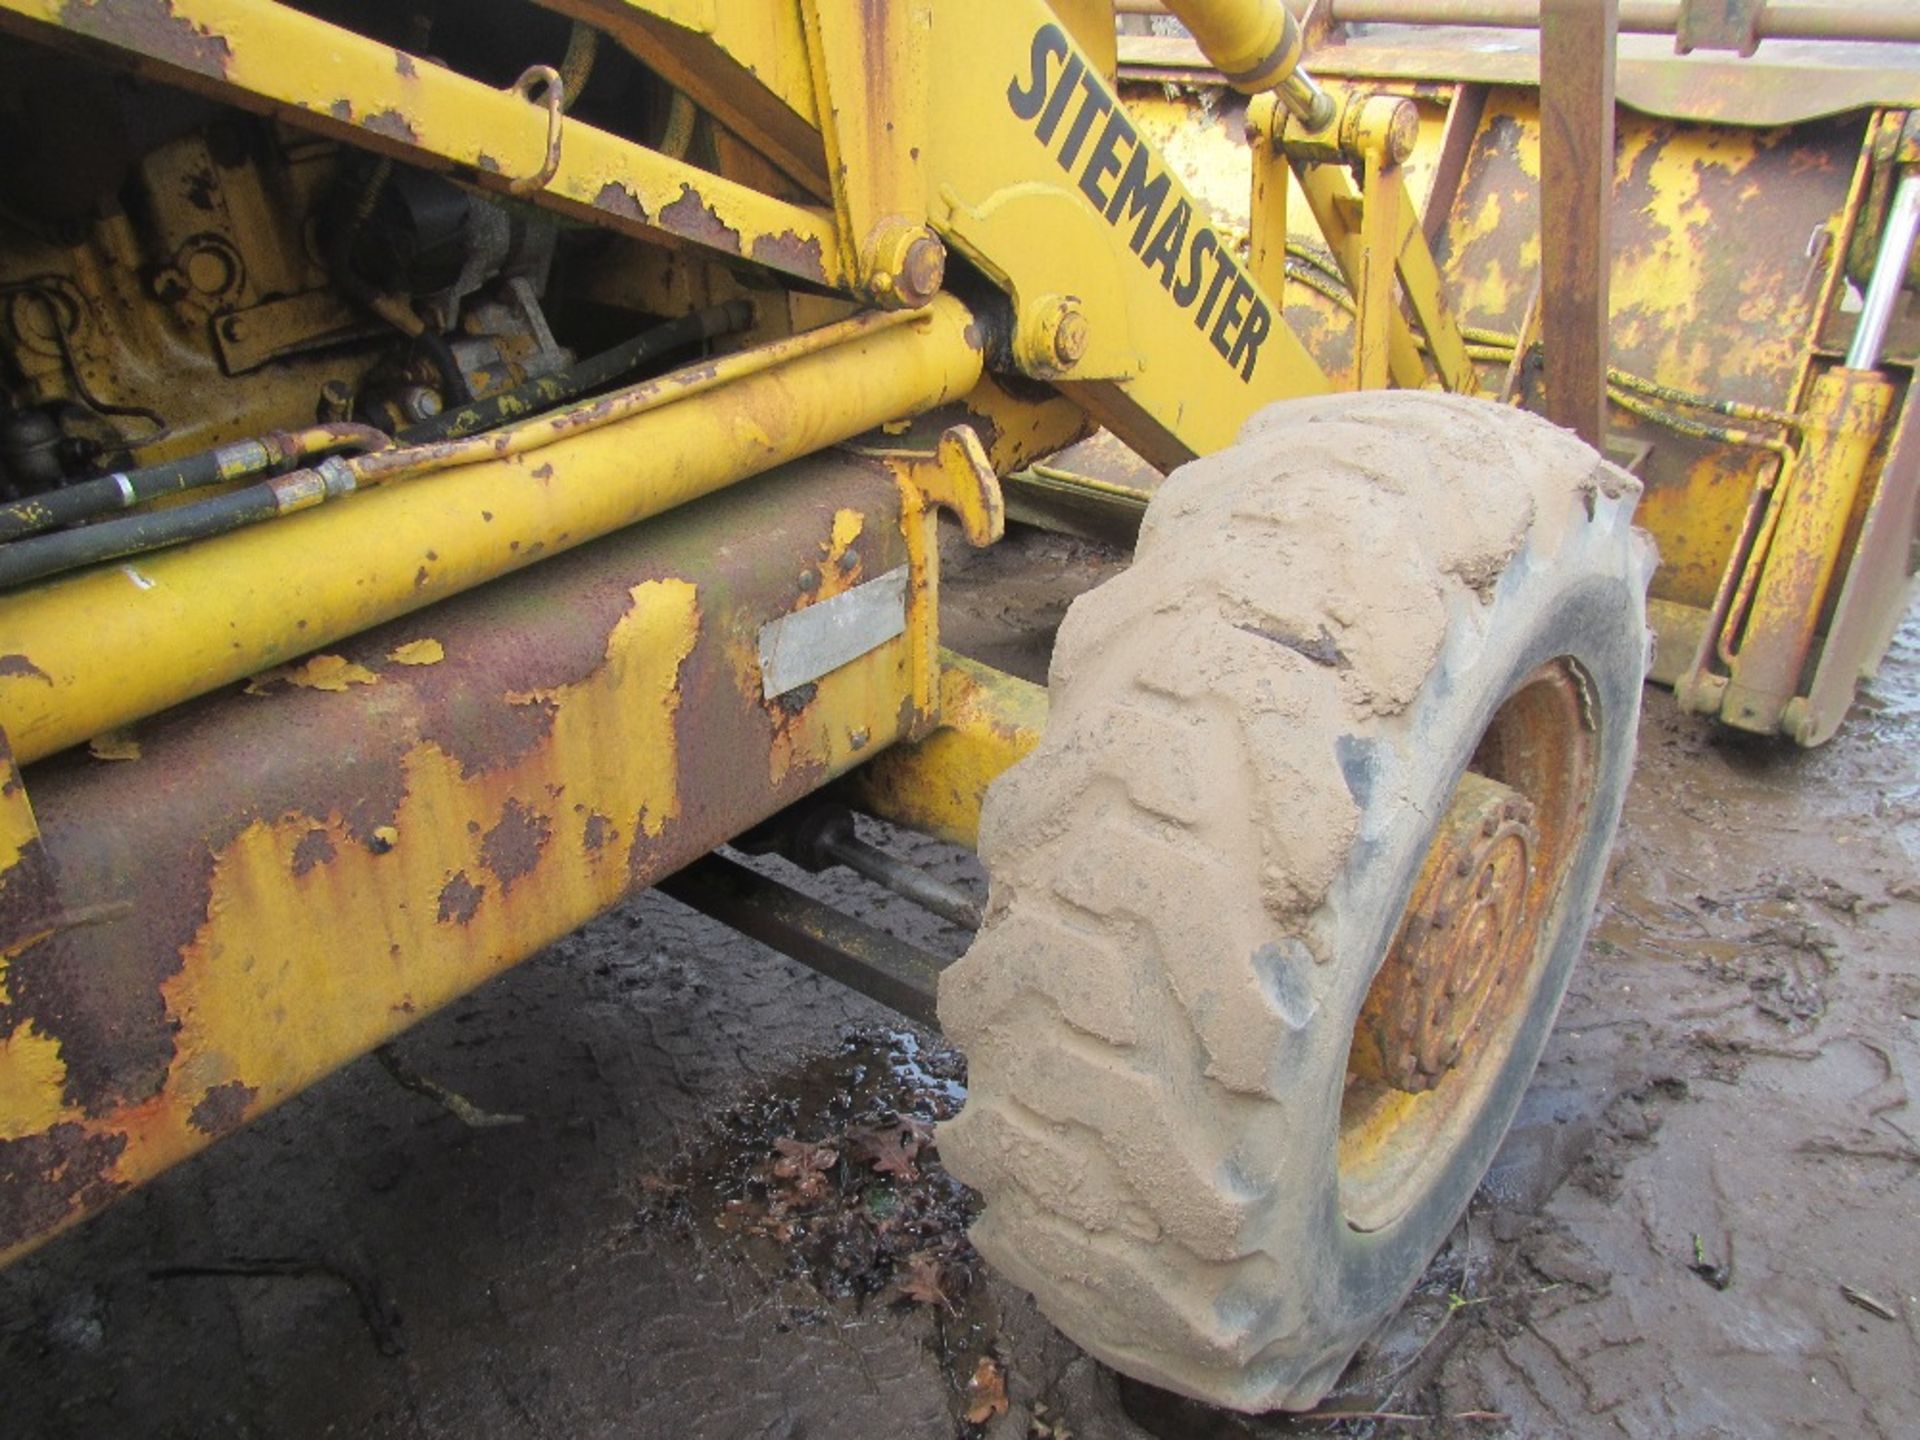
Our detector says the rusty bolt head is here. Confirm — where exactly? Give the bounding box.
[1387,103,1419,165]
[899,234,946,306]
[1012,294,1091,375]
[863,221,945,310]
[1052,306,1090,367]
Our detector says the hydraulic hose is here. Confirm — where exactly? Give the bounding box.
[0,424,389,543]
[0,306,751,585]
[400,300,753,444]
[0,463,359,592]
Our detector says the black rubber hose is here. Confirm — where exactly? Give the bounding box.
[0,424,388,543]
[0,441,264,544]
[0,479,288,591]
[415,328,474,407]
[400,300,754,444]
[0,306,755,587]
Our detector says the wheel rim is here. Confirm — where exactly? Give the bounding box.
[1338,659,1600,1233]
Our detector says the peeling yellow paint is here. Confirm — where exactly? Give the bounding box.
[150,579,701,1160]
[247,654,380,694]
[388,639,446,666]
[0,1021,81,1141]
[87,730,141,763]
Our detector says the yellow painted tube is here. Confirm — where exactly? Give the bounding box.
[1158,0,1332,123]
[0,298,985,765]
[1158,0,1296,88]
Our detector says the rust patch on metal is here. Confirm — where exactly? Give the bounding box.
[450,697,557,780]
[0,654,51,684]
[0,1123,128,1252]
[594,181,648,223]
[0,654,416,1113]
[187,1079,256,1137]
[290,827,336,877]
[56,0,233,78]
[481,799,550,893]
[660,184,743,255]
[437,871,483,925]
[0,929,170,1114]
[394,51,417,80]
[0,458,913,1259]
[477,153,503,175]
[361,109,418,145]
[750,230,829,284]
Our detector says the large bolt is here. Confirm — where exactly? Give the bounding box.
[1348,95,1420,167]
[1052,306,1090,367]
[863,219,946,309]
[1016,294,1091,375]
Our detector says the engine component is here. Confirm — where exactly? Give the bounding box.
[0,408,65,498]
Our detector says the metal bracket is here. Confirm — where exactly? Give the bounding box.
[846,423,1005,732]
[1266,86,1478,395]
[798,0,945,307]
[1675,0,1765,58]
[858,426,1006,549]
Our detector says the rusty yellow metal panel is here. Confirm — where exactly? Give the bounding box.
[1119,77,1865,612]
[1716,367,1897,735]
[0,457,929,1264]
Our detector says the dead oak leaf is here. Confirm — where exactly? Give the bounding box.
[850,1117,932,1180]
[896,1250,950,1311]
[964,1356,1008,1425]
[768,1137,839,1209]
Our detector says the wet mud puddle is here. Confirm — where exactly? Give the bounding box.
[632,1026,1018,1432]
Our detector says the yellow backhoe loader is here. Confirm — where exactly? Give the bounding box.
[0,0,1913,1412]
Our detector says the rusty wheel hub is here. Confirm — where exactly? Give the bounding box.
[1340,659,1598,1232]
[1352,774,1542,1094]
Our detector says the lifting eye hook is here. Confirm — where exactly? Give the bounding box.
[505,64,566,196]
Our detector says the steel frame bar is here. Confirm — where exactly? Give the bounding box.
[659,853,954,1028]
[842,652,1047,851]
[1539,0,1618,450]
[0,0,848,290]
[531,0,830,195]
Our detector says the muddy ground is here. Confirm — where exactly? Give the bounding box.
[2,526,1916,1440]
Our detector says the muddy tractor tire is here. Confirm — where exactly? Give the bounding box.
[939,392,1655,1412]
